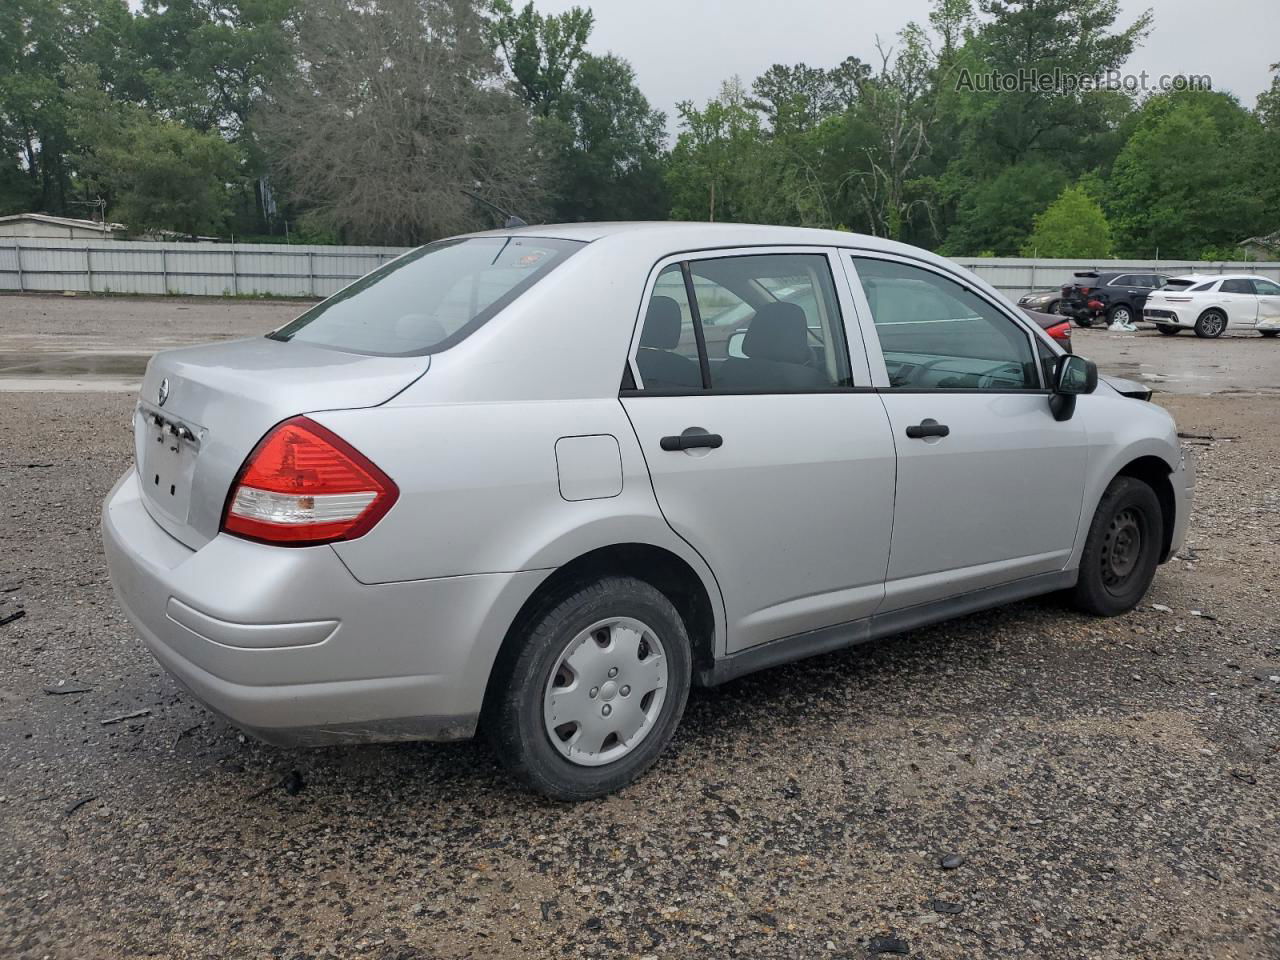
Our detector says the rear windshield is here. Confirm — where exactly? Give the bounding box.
[269,236,584,356]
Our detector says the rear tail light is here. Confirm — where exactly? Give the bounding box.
[222,416,398,546]
[1046,321,1071,342]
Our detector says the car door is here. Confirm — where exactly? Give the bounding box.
[845,253,1090,610]
[622,248,897,654]
[1219,278,1259,326]
[1250,278,1280,325]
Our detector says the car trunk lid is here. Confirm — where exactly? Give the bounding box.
[134,336,427,549]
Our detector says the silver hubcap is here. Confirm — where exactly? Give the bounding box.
[1203,313,1225,336]
[1114,308,1129,323]
[543,617,668,767]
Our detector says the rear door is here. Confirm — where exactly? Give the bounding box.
[845,253,1089,610]
[622,248,897,653]
[1251,278,1280,326]
[1219,278,1259,326]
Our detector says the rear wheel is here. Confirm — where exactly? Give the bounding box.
[486,576,691,800]
[1107,304,1134,327]
[1072,477,1163,617]
[1194,309,1228,339]
[1075,316,1094,328]
[1156,324,1181,336]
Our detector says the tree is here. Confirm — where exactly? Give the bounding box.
[666,79,767,223]
[750,63,843,136]
[1020,183,1114,257]
[0,0,135,215]
[942,160,1066,254]
[259,0,546,245]
[544,53,667,221]
[1109,90,1268,258]
[490,0,593,116]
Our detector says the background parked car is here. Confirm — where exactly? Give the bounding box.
[1059,271,1171,327]
[1144,274,1280,338]
[1018,306,1073,351]
[1017,289,1061,314]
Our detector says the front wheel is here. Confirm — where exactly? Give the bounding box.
[1072,477,1163,617]
[1156,324,1181,336]
[486,576,691,800]
[1195,309,1227,338]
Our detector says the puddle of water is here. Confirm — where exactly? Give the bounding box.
[0,352,150,376]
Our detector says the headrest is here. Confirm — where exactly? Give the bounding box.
[641,296,682,349]
[742,302,812,365]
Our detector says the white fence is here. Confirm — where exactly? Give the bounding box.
[0,238,1277,300]
[0,238,407,298]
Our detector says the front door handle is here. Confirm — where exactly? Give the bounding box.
[660,431,723,451]
[905,420,950,440]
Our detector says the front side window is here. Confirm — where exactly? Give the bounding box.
[1221,278,1254,295]
[270,237,584,356]
[632,253,853,393]
[852,257,1038,391]
[1252,279,1280,296]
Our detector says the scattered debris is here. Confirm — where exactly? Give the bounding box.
[931,899,964,915]
[100,708,150,726]
[0,610,26,627]
[1190,610,1217,620]
[44,686,92,696]
[1150,604,1173,613]
[248,769,306,800]
[868,935,911,955]
[940,853,965,870]
[172,723,202,747]
[64,795,96,817]
[1229,770,1257,785]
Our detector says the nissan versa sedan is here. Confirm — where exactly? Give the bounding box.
[103,223,1193,800]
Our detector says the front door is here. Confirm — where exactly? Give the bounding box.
[846,254,1090,610]
[1219,278,1259,327]
[622,249,897,653]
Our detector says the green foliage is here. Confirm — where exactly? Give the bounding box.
[943,162,1068,256]
[1108,90,1270,258]
[490,0,593,115]
[667,80,769,223]
[1021,184,1114,258]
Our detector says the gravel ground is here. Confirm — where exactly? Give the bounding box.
[0,299,1278,959]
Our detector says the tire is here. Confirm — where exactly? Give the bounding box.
[486,576,692,800]
[1194,309,1227,339]
[1155,325,1181,336]
[1261,330,1279,338]
[1046,299,1060,314]
[1075,316,1094,328]
[1107,304,1133,327]
[1072,477,1164,617]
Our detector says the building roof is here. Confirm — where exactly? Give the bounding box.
[0,212,126,233]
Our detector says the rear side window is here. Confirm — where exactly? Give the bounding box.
[852,256,1038,391]
[1221,279,1254,294]
[1190,280,1218,292]
[270,237,583,356]
[632,253,853,393]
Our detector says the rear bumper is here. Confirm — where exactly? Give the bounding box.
[1143,308,1195,328]
[102,468,546,745]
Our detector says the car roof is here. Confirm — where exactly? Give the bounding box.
[459,220,927,255]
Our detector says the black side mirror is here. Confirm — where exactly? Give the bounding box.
[1054,354,1098,395]
[1050,355,1097,421]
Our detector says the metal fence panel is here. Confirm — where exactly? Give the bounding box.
[1,238,1276,301]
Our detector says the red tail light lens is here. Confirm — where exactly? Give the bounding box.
[222,416,398,546]
[1087,299,1104,311]
[1046,321,1072,342]
[1078,287,1092,295]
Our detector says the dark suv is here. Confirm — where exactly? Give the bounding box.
[1059,272,1171,327]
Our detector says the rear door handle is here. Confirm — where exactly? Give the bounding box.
[905,420,950,440]
[660,432,723,451]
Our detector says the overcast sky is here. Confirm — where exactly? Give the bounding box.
[535,0,1275,134]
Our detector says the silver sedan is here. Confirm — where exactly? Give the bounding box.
[103,223,1193,799]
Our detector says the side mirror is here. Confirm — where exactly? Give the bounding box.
[1050,355,1097,421]
[1054,354,1098,395]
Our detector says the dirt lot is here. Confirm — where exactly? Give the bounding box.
[0,295,1277,959]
